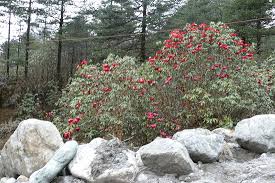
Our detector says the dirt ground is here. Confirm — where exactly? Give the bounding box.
[0,108,17,149]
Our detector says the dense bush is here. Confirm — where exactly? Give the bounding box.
[53,22,274,145]
[17,92,43,120]
[16,81,60,120]
[53,56,152,143]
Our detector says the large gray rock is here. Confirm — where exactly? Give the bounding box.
[52,176,86,183]
[137,137,196,176]
[69,138,139,183]
[1,119,64,177]
[0,155,4,178]
[173,128,225,163]
[29,140,78,183]
[235,114,275,153]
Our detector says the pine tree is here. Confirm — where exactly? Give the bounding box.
[90,0,137,60]
[0,0,19,78]
[225,0,273,53]
[37,0,73,89]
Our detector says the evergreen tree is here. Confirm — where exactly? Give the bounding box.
[90,0,137,60]
[0,0,19,78]
[37,0,73,89]
[63,15,91,76]
[135,0,182,61]
[225,0,273,53]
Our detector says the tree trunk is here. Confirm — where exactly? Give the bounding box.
[140,0,147,62]
[16,37,20,80]
[43,16,47,41]
[57,0,65,90]
[7,10,11,78]
[25,0,32,79]
[70,45,75,76]
[85,41,88,60]
[256,20,262,54]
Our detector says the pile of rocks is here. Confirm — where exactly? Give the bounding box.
[0,114,275,183]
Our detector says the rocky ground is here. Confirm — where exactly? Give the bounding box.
[0,114,275,183]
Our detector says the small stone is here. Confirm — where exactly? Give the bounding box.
[135,171,180,183]
[16,175,29,182]
[52,176,86,183]
[212,128,235,142]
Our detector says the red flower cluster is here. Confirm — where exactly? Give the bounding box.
[68,116,81,125]
[103,64,111,72]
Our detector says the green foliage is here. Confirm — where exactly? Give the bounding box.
[173,0,229,24]
[17,92,42,120]
[15,81,60,120]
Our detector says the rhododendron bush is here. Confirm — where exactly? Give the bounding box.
[53,55,157,143]
[52,22,274,145]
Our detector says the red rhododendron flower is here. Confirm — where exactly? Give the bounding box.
[63,131,71,139]
[103,64,111,72]
[230,33,238,37]
[171,30,183,39]
[165,76,173,84]
[147,112,158,120]
[157,118,164,122]
[137,78,145,84]
[75,127,80,132]
[68,118,74,125]
[74,116,81,124]
[132,85,138,90]
[80,59,88,65]
[149,123,157,129]
[160,130,167,137]
[103,87,112,92]
[147,80,156,85]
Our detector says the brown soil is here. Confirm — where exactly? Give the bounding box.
[0,108,17,149]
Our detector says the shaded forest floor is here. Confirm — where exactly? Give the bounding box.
[0,108,17,148]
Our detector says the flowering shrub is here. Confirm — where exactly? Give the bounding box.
[142,22,274,129]
[53,22,274,145]
[53,55,158,144]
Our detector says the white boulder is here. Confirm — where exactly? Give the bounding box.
[69,138,139,183]
[1,119,64,177]
[173,128,225,163]
[137,137,196,176]
[235,114,275,153]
